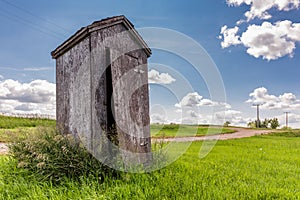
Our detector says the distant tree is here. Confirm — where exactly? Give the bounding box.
[247,121,256,128]
[248,119,269,128]
[270,118,280,129]
[224,121,231,127]
[248,118,279,129]
[261,118,270,128]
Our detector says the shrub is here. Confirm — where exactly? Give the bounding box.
[270,118,280,129]
[9,127,119,183]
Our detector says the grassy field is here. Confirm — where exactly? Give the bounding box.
[0,115,55,129]
[151,124,235,138]
[1,116,300,199]
[0,115,55,143]
[1,134,300,199]
[0,117,235,142]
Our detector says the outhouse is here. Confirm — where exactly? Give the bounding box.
[51,16,152,166]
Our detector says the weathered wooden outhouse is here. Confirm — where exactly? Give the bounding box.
[51,16,152,166]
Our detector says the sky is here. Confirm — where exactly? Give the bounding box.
[0,0,299,128]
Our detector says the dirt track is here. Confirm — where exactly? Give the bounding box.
[152,127,276,143]
[0,143,9,155]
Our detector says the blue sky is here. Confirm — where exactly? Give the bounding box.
[0,0,299,127]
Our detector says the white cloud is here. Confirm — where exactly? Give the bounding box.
[220,25,241,48]
[0,79,55,115]
[187,110,200,118]
[215,109,248,125]
[175,92,202,108]
[222,0,300,60]
[23,67,53,71]
[275,113,300,128]
[175,92,231,109]
[220,20,300,60]
[0,74,3,80]
[246,87,300,110]
[150,113,168,124]
[241,21,300,60]
[226,0,300,21]
[148,69,176,84]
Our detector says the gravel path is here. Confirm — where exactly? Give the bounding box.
[152,128,276,143]
[0,143,9,155]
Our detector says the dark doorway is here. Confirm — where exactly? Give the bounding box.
[105,48,118,146]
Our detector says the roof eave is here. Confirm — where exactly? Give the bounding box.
[51,16,151,59]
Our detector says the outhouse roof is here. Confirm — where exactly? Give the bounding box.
[51,15,151,59]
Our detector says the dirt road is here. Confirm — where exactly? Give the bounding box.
[152,127,276,143]
[0,143,9,155]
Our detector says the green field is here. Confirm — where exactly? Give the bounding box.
[151,124,235,138]
[0,115,55,129]
[0,122,234,142]
[0,115,55,143]
[1,134,300,199]
[1,116,300,199]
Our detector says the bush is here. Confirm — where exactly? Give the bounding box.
[9,127,119,183]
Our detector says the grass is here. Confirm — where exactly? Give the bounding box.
[0,128,36,143]
[0,115,55,142]
[0,115,55,129]
[0,122,235,142]
[1,116,300,199]
[1,133,300,199]
[150,123,235,138]
[269,129,300,137]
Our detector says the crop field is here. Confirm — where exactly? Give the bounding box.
[0,116,300,199]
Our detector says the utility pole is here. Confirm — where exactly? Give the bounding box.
[253,104,261,128]
[284,112,290,128]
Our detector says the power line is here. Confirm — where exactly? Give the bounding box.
[0,0,70,40]
[0,0,72,34]
[0,10,64,40]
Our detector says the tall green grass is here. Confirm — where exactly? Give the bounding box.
[8,127,119,184]
[1,134,300,199]
[1,116,300,199]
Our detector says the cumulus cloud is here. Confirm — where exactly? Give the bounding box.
[175,92,231,109]
[222,0,300,60]
[215,109,248,125]
[220,25,241,48]
[148,69,176,84]
[240,21,300,60]
[150,113,168,124]
[0,79,56,115]
[188,110,200,118]
[246,87,300,110]
[220,20,300,60]
[275,113,300,128]
[226,0,300,21]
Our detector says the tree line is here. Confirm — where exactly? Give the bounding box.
[247,118,280,129]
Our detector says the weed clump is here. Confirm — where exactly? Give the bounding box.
[9,127,119,183]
